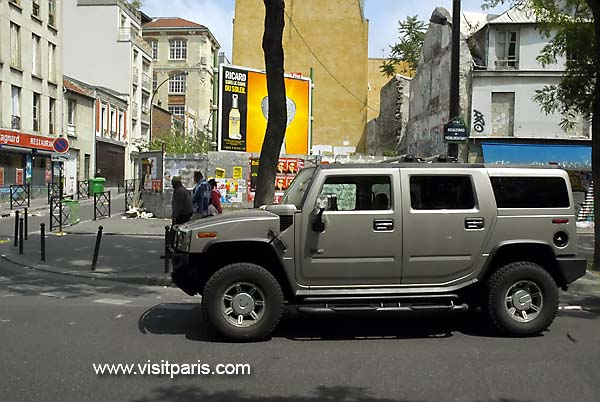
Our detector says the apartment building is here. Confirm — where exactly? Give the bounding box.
[63,0,153,185]
[0,0,63,191]
[142,17,220,146]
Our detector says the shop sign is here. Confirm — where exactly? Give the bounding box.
[0,130,55,151]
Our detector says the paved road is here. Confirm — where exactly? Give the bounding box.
[1,260,599,402]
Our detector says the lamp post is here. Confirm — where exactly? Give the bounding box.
[149,70,188,141]
[448,0,461,160]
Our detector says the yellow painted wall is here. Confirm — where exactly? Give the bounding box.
[233,0,369,153]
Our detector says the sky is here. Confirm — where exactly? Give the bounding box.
[142,0,509,60]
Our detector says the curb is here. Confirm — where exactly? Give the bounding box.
[62,231,165,237]
[1,254,173,287]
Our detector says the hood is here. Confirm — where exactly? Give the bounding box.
[178,208,278,230]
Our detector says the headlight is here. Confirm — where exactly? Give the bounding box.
[175,229,192,252]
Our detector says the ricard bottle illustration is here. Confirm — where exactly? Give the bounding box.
[228,94,242,140]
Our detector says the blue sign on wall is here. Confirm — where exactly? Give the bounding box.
[481,142,591,170]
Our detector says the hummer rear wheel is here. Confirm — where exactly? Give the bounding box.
[202,263,284,341]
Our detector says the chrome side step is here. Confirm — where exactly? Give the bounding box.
[297,301,469,314]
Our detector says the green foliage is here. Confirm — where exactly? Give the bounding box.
[381,16,427,77]
[383,149,398,157]
[128,0,143,11]
[483,0,595,128]
[149,132,208,154]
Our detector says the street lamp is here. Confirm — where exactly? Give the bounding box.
[430,1,462,160]
[149,70,189,141]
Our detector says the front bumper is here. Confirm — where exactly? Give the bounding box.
[556,256,587,285]
[170,250,199,296]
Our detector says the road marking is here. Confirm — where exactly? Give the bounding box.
[115,314,123,319]
[40,291,77,299]
[1,319,10,323]
[93,298,131,305]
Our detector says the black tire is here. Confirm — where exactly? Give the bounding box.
[485,261,558,336]
[202,263,284,341]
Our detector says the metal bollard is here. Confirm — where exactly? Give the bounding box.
[91,226,103,271]
[13,210,20,247]
[164,225,171,273]
[40,223,46,262]
[18,217,24,255]
[24,207,28,240]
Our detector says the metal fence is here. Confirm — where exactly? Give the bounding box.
[47,183,61,204]
[94,191,111,220]
[77,180,90,200]
[10,184,31,209]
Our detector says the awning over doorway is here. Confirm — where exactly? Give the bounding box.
[481,142,591,170]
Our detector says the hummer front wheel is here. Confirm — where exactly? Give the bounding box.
[202,263,284,341]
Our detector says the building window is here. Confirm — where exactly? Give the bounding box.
[32,34,41,76]
[152,73,158,91]
[150,40,158,60]
[169,74,186,93]
[48,43,56,83]
[33,93,40,132]
[495,30,519,69]
[491,92,515,136]
[318,176,392,211]
[48,0,56,27]
[11,86,21,129]
[32,1,41,18]
[169,105,185,116]
[10,23,21,69]
[68,99,76,125]
[49,98,56,135]
[100,105,107,135]
[169,39,187,60]
[118,112,124,139]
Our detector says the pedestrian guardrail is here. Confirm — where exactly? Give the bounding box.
[77,180,90,200]
[94,191,111,220]
[47,183,61,204]
[49,195,73,232]
[10,184,30,209]
[125,179,140,211]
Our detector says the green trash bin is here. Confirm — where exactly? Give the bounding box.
[63,199,80,225]
[89,177,106,194]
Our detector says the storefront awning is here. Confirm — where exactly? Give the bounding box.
[481,142,591,170]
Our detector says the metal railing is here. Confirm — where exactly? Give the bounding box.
[11,115,21,130]
[47,182,61,204]
[77,180,90,200]
[94,191,111,220]
[118,27,152,56]
[142,73,151,91]
[132,67,139,84]
[10,184,30,209]
[131,102,139,116]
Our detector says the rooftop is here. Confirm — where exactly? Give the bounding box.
[143,17,205,29]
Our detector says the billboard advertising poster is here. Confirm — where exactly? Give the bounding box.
[219,64,311,154]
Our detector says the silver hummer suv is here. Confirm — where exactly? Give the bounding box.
[170,161,587,341]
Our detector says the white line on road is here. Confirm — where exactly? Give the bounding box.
[93,298,132,305]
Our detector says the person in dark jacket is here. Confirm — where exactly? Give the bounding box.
[171,176,193,225]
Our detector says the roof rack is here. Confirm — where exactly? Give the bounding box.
[382,154,459,163]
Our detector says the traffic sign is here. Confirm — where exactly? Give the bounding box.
[444,117,469,143]
[51,153,71,162]
[53,137,70,153]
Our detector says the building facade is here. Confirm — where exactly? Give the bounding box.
[232,0,369,155]
[0,0,63,196]
[63,0,153,183]
[142,17,220,146]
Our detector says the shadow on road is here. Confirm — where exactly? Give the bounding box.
[130,384,533,402]
[137,303,522,343]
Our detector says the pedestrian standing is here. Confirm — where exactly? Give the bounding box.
[192,171,211,218]
[208,178,223,215]
[171,176,193,225]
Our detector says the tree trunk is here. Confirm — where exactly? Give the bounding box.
[253,0,287,207]
[588,0,600,271]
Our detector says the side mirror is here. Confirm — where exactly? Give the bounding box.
[312,194,336,232]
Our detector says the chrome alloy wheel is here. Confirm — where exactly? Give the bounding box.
[504,280,543,323]
[221,282,266,328]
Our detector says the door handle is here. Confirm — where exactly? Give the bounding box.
[373,219,394,231]
[465,217,485,230]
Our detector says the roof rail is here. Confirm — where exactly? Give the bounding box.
[381,154,426,163]
[383,154,458,163]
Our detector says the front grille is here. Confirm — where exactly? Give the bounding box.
[279,215,294,232]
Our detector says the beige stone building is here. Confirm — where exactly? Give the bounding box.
[142,17,220,146]
[0,0,63,194]
[233,0,369,154]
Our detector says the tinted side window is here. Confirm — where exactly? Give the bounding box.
[491,177,570,208]
[410,176,475,210]
[320,176,392,211]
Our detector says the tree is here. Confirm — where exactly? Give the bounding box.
[148,125,209,154]
[484,0,599,270]
[381,15,427,77]
[253,0,287,207]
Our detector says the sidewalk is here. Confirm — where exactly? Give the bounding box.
[1,231,172,286]
[64,213,171,236]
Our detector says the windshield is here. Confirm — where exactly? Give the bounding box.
[280,167,315,209]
